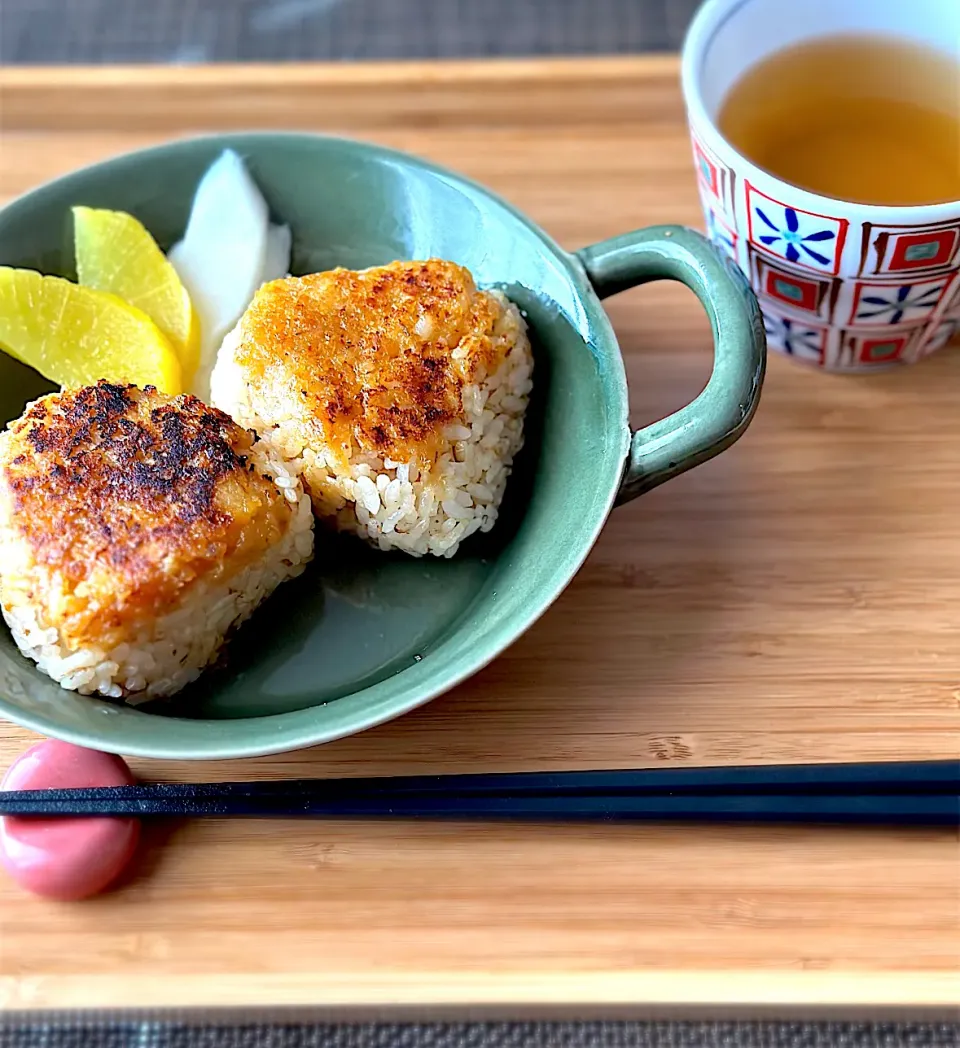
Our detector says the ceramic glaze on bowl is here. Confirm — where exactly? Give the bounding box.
[0,133,765,759]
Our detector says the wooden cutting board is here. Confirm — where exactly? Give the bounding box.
[0,58,957,1013]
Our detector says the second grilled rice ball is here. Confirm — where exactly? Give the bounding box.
[0,381,314,700]
[209,259,533,558]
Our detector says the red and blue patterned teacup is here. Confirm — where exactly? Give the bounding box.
[682,0,960,371]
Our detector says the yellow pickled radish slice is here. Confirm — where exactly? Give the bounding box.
[73,206,200,381]
[0,267,182,394]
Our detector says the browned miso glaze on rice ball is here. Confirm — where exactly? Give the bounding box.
[0,381,314,700]
[209,259,533,558]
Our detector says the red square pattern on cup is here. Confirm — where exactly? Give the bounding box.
[837,325,926,368]
[858,219,960,277]
[746,183,850,277]
[767,272,817,311]
[748,246,842,322]
[691,134,735,218]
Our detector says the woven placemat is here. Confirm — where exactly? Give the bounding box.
[1,1022,960,1048]
[1,0,702,64]
[1,1023,959,1048]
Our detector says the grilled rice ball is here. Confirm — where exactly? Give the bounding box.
[209,258,533,558]
[0,381,313,700]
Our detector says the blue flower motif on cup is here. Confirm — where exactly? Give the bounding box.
[855,282,945,325]
[756,206,836,266]
[762,311,827,365]
[746,183,849,275]
[848,275,954,327]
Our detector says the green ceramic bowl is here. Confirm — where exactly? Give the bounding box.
[0,133,765,760]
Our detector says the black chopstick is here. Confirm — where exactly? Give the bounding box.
[0,760,956,826]
[0,788,955,825]
[5,757,955,804]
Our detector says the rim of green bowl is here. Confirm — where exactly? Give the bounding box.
[0,132,630,760]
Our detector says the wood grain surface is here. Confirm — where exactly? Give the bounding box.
[0,58,957,1013]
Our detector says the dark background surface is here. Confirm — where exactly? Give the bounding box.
[1,2,956,1045]
[1,1022,958,1048]
[2,0,702,64]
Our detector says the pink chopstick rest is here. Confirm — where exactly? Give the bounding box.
[0,739,140,900]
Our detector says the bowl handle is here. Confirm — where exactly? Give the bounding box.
[576,225,766,506]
